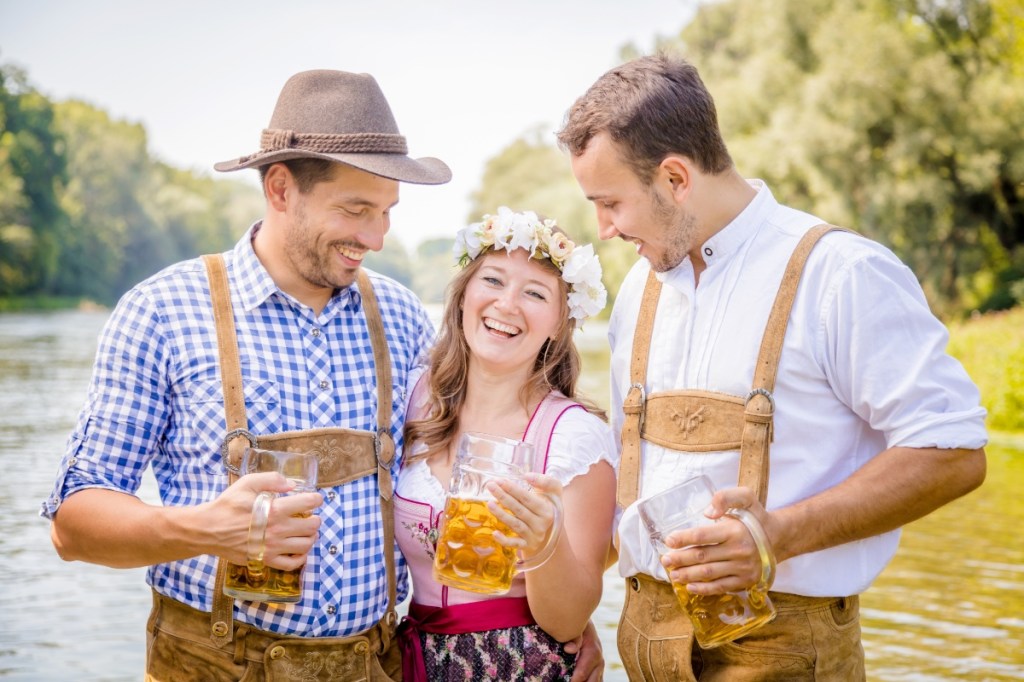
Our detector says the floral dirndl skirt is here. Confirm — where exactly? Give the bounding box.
[420,623,574,681]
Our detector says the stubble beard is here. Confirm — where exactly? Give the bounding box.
[285,200,359,292]
[648,190,697,273]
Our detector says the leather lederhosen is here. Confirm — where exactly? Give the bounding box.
[616,225,866,681]
[194,255,399,670]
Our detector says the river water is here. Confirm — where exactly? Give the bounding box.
[1,309,1021,680]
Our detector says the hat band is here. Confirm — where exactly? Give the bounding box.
[257,128,409,155]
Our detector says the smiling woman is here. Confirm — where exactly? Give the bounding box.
[396,208,617,681]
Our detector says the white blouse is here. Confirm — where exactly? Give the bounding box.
[395,407,616,607]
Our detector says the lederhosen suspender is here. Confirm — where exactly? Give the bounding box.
[617,225,847,509]
[202,254,398,650]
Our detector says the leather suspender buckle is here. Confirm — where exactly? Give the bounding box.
[374,429,395,468]
[220,428,258,475]
[625,382,647,433]
[745,388,775,414]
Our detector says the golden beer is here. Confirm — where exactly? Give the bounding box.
[223,502,312,603]
[433,496,518,594]
[224,562,304,603]
[670,580,776,648]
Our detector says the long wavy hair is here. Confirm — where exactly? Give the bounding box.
[404,234,607,461]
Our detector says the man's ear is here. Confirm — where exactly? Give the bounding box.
[658,155,693,203]
[263,163,291,212]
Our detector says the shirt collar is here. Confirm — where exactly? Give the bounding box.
[230,221,362,314]
[656,179,778,290]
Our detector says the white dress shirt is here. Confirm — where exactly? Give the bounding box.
[611,181,987,597]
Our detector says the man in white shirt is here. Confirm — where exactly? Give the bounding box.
[557,54,987,680]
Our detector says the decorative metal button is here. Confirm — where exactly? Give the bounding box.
[704,247,713,257]
[312,328,321,337]
[630,577,641,592]
[326,605,337,615]
[328,545,338,555]
[212,621,229,637]
[270,645,285,659]
[319,380,329,389]
[327,492,336,502]
[354,641,369,655]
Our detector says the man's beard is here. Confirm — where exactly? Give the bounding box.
[285,201,359,291]
[648,189,696,273]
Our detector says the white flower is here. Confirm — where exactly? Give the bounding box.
[454,221,484,263]
[452,206,608,323]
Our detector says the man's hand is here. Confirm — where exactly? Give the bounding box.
[564,619,604,682]
[212,472,323,568]
[661,486,767,596]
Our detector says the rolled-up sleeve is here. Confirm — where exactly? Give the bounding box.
[41,287,170,518]
[820,249,988,451]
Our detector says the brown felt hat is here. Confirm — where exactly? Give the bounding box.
[214,70,451,185]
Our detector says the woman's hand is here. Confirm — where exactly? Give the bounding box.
[486,472,563,559]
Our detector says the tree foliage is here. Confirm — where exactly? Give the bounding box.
[663,0,1024,316]
[464,0,1023,319]
[468,127,637,315]
[0,63,262,306]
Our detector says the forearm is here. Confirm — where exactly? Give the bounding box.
[526,462,616,642]
[50,488,213,568]
[769,445,986,563]
[526,534,604,642]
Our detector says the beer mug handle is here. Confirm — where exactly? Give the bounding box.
[724,507,776,595]
[246,491,276,578]
[515,492,563,572]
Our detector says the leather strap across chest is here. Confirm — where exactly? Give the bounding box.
[617,225,845,509]
[202,254,398,650]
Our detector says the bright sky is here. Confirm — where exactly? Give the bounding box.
[0,0,694,249]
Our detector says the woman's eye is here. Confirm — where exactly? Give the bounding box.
[527,290,547,301]
[483,276,501,286]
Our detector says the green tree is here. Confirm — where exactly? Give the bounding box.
[0,64,68,296]
[364,234,413,288]
[468,128,637,313]
[664,0,1024,316]
[413,237,458,304]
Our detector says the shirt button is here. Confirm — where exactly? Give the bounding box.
[68,457,78,466]
[311,328,321,337]
[328,545,338,555]
[326,605,337,615]
[319,380,329,389]
[327,492,336,502]
[704,247,713,257]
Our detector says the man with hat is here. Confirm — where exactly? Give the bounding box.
[42,69,450,680]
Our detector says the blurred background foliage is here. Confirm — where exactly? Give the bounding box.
[1,0,1021,426]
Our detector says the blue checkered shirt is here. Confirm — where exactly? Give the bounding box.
[41,223,432,636]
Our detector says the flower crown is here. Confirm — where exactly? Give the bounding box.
[453,206,608,324]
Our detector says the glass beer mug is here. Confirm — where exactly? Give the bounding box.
[638,475,777,648]
[223,447,318,603]
[432,432,562,595]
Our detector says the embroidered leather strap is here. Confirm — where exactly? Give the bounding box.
[615,225,846,508]
[202,256,398,649]
[357,268,400,643]
[202,254,246,647]
[617,270,661,508]
[738,225,842,504]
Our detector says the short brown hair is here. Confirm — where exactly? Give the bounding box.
[258,158,339,193]
[557,54,733,182]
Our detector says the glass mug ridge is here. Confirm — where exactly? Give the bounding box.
[638,474,777,648]
[222,447,318,603]
[432,432,562,595]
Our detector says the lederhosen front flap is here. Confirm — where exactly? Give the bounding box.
[202,254,397,650]
[617,225,847,509]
